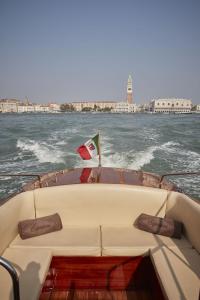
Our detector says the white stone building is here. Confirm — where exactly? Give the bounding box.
[38,105,50,112]
[49,103,61,112]
[136,103,150,112]
[71,101,117,112]
[150,98,192,113]
[113,102,137,113]
[192,104,200,113]
[196,104,200,112]
[17,104,50,112]
[0,99,19,113]
[17,105,35,112]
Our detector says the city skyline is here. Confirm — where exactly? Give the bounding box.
[0,0,200,104]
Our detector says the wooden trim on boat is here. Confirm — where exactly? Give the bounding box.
[21,167,177,192]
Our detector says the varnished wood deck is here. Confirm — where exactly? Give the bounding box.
[40,289,151,300]
[39,256,165,300]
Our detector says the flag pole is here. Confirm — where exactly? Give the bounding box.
[98,132,102,167]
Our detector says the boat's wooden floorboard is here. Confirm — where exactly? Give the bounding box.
[40,289,151,300]
[39,256,164,300]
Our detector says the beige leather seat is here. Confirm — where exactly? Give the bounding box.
[10,226,101,256]
[0,248,51,300]
[150,246,200,300]
[1,185,199,300]
[101,225,192,256]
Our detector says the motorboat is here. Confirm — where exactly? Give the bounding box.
[0,167,199,300]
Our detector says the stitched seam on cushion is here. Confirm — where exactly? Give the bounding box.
[100,225,103,256]
[33,190,36,218]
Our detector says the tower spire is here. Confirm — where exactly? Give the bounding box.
[127,75,133,104]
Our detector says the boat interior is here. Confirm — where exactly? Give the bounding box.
[0,181,200,300]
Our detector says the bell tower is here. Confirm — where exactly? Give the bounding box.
[127,75,133,104]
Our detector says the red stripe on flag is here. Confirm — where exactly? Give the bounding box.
[80,168,92,183]
[76,145,91,160]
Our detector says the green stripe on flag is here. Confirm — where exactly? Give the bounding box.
[92,134,99,154]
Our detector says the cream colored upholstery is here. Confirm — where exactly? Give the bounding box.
[102,226,192,256]
[34,184,168,226]
[10,226,101,256]
[0,191,35,255]
[0,248,51,300]
[166,192,200,253]
[150,246,200,300]
[1,185,199,300]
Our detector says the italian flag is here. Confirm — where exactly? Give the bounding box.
[76,134,100,160]
[80,168,94,183]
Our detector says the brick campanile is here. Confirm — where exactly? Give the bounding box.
[127,75,133,104]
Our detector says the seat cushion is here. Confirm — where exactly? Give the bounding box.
[166,192,200,253]
[101,226,192,256]
[34,184,168,226]
[0,191,35,255]
[150,247,200,300]
[0,248,51,300]
[10,226,101,256]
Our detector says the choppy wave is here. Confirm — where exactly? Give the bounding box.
[75,141,181,170]
[129,146,156,170]
[17,139,65,163]
[0,113,199,200]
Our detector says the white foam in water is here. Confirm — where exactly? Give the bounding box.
[159,141,180,153]
[17,139,65,163]
[129,146,157,170]
[75,140,184,171]
[55,141,66,145]
[129,141,181,170]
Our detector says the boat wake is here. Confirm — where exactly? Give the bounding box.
[17,139,65,163]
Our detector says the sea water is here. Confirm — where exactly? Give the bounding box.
[0,113,199,200]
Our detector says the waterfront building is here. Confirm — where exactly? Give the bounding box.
[150,98,192,113]
[0,99,54,113]
[17,104,50,113]
[192,104,200,113]
[0,99,19,113]
[71,101,117,112]
[49,103,61,112]
[113,75,136,113]
[127,75,133,104]
[136,103,150,112]
[113,102,137,113]
[17,104,35,112]
[34,104,50,112]
[196,104,200,112]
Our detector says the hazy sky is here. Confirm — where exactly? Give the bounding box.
[0,0,200,104]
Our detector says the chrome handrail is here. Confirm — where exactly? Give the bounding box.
[0,256,20,300]
[0,174,42,188]
[159,172,200,188]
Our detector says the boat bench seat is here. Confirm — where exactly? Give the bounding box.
[0,248,51,300]
[101,225,192,256]
[10,226,101,256]
[150,246,200,300]
[0,185,200,300]
[10,224,191,257]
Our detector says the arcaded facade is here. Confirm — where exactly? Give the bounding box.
[150,98,192,113]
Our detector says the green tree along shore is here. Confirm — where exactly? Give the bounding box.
[82,106,112,112]
[60,103,112,112]
[60,104,76,112]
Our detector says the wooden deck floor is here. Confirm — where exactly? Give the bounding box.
[39,256,164,300]
[40,289,151,300]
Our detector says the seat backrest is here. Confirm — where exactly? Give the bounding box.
[34,184,168,226]
[166,192,200,253]
[0,191,35,255]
